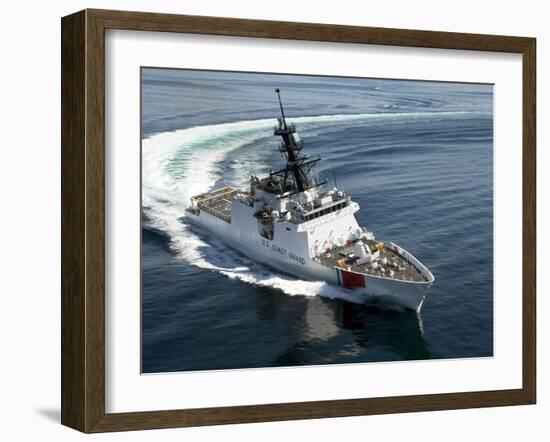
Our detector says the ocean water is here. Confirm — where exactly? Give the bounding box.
[141,68,493,373]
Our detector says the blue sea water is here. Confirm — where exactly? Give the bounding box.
[141,68,493,373]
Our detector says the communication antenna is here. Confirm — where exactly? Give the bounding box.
[326,145,339,188]
[274,88,286,128]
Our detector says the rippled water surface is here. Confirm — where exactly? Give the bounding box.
[141,69,493,373]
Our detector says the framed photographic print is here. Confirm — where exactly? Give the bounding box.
[61,9,536,433]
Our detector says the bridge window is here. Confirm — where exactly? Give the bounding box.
[304,201,348,222]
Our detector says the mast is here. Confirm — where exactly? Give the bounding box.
[275,88,287,128]
[273,88,310,192]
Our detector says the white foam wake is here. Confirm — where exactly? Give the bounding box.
[142,111,481,299]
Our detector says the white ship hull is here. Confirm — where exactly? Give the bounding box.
[186,207,433,311]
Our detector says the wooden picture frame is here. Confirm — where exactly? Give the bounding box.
[61,8,536,433]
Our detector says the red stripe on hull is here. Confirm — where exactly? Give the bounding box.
[341,269,366,288]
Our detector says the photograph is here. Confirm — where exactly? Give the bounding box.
[0,0,541,437]
[140,68,494,373]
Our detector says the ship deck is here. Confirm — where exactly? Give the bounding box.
[316,239,428,283]
[188,187,245,223]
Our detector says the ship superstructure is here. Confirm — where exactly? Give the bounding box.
[186,89,434,311]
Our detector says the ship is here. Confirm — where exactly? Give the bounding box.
[186,89,434,311]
